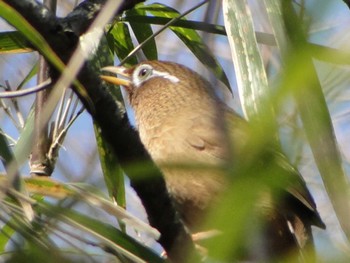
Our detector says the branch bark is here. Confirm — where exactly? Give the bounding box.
[30,0,57,176]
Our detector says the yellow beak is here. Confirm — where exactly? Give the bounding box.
[100,66,131,87]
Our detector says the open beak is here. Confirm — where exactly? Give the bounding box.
[100,66,131,87]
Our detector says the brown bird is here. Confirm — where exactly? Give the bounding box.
[101,60,325,261]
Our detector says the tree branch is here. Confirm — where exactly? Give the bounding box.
[3,0,196,261]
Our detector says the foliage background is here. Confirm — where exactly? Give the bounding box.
[0,0,350,262]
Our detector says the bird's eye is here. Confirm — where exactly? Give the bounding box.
[139,68,149,78]
[132,64,154,87]
[137,66,152,80]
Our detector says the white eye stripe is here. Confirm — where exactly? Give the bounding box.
[153,70,180,84]
[132,64,180,87]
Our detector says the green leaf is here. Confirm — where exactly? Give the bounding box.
[0,129,13,165]
[17,61,39,90]
[90,34,114,72]
[94,124,126,209]
[106,22,138,67]
[0,219,16,252]
[137,3,230,89]
[13,110,34,164]
[281,1,350,242]
[38,202,164,263]
[92,33,126,210]
[0,3,63,74]
[0,128,21,190]
[123,15,227,35]
[126,8,158,60]
[0,31,32,54]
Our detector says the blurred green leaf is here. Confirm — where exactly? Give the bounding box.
[263,0,287,53]
[13,110,34,163]
[38,202,164,263]
[0,129,13,165]
[0,219,15,252]
[0,3,63,73]
[17,61,39,90]
[0,129,22,190]
[282,0,350,242]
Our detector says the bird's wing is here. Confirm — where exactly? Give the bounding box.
[271,149,326,228]
[184,111,230,163]
[184,105,324,228]
[224,108,325,228]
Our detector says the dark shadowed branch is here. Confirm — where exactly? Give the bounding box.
[2,0,196,261]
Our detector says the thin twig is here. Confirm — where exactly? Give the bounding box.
[52,88,69,141]
[6,80,25,128]
[0,78,52,98]
[5,80,24,129]
[48,106,84,161]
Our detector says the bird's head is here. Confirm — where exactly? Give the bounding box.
[101,60,221,129]
[101,60,216,104]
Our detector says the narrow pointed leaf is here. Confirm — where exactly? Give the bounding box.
[223,0,273,120]
[38,202,164,263]
[106,22,138,66]
[282,1,350,242]
[94,124,126,209]
[126,8,158,60]
[0,31,32,54]
[137,3,230,89]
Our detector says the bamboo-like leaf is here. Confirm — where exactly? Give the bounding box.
[0,129,25,200]
[126,8,158,60]
[0,175,158,239]
[281,0,350,242]
[38,202,164,263]
[0,129,13,165]
[0,175,71,199]
[263,0,287,53]
[137,3,230,89]
[123,15,227,35]
[0,3,63,74]
[223,0,273,120]
[17,61,39,91]
[0,219,15,251]
[106,22,138,66]
[0,132,34,221]
[92,34,126,211]
[13,110,34,164]
[0,31,32,54]
[94,125,126,209]
[0,215,67,263]
[70,185,159,238]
